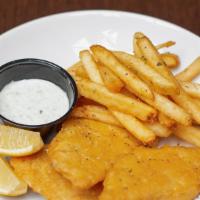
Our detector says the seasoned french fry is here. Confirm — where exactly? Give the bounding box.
[72,105,169,138]
[111,110,156,144]
[158,112,176,128]
[145,122,172,137]
[90,45,154,100]
[67,61,88,78]
[181,81,200,99]
[98,64,124,92]
[192,98,200,108]
[80,50,103,84]
[174,125,200,147]
[114,51,177,95]
[176,57,200,81]
[71,105,121,127]
[141,92,191,126]
[171,89,200,124]
[76,97,101,106]
[156,41,175,50]
[121,88,137,98]
[161,53,180,69]
[189,98,200,125]
[137,36,179,94]
[75,77,157,121]
[134,33,178,67]
[133,32,144,57]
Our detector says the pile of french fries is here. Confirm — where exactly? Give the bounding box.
[68,32,200,146]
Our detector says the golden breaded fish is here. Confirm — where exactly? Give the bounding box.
[133,146,200,171]
[48,118,139,189]
[100,147,200,200]
[10,149,102,200]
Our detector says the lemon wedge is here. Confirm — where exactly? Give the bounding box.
[0,125,44,156]
[0,157,27,196]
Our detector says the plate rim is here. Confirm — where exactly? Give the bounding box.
[0,9,199,41]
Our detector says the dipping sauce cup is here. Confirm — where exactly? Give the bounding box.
[0,58,78,139]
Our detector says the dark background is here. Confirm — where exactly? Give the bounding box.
[0,0,200,35]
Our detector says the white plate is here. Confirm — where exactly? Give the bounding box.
[0,10,200,200]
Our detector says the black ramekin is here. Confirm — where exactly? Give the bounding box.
[0,58,78,139]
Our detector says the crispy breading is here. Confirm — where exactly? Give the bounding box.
[10,149,102,200]
[100,147,200,200]
[132,146,200,174]
[48,118,139,189]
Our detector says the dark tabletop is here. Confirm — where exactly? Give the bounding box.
[0,0,200,36]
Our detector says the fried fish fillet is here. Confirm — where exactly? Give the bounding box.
[132,146,200,171]
[48,118,139,189]
[100,147,200,200]
[10,149,102,200]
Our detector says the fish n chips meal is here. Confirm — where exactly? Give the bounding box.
[1,32,200,199]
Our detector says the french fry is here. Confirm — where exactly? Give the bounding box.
[75,77,157,121]
[98,64,124,92]
[134,34,178,68]
[134,32,175,55]
[141,92,191,126]
[76,97,101,106]
[171,89,200,124]
[111,110,156,144]
[175,57,200,81]
[192,98,200,108]
[156,41,176,50]
[158,112,176,128]
[137,36,179,94]
[174,125,200,147]
[71,105,121,127]
[181,81,200,99]
[72,105,169,138]
[189,98,200,125]
[67,61,88,78]
[114,51,177,95]
[90,45,154,100]
[133,32,144,57]
[80,50,103,84]
[145,122,172,137]
[121,88,137,98]
[161,53,180,69]
[72,104,170,138]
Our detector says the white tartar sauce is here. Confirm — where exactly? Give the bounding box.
[0,79,69,125]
